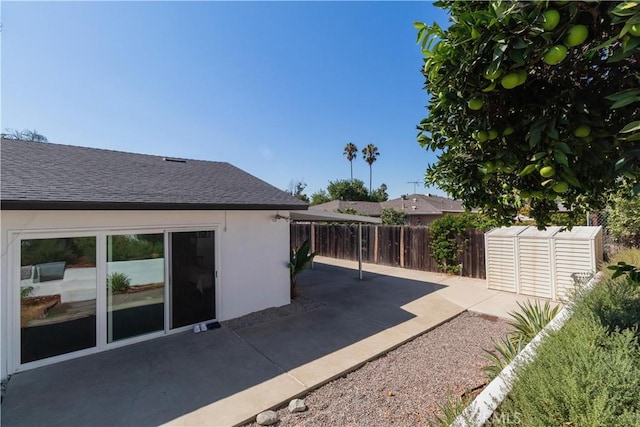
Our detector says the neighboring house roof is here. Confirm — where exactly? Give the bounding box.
[382,193,466,215]
[310,193,466,217]
[309,200,382,216]
[1,139,308,211]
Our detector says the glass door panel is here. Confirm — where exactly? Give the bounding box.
[170,231,216,328]
[20,236,97,363]
[106,233,164,342]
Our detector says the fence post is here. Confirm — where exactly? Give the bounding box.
[400,226,405,268]
[374,225,379,263]
[310,222,315,269]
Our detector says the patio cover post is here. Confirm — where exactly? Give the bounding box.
[358,222,363,280]
[310,222,315,269]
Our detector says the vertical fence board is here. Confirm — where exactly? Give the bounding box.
[290,223,486,279]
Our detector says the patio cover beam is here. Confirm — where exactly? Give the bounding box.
[289,210,381,280]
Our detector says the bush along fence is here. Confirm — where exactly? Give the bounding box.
[290,223,486,279]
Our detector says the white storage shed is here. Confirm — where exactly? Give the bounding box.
[485,226,603,301]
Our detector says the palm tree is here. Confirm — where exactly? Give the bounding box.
[343,142,358,181]
[362,143,380,195]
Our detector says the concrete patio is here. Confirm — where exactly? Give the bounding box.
[2,257,554,427]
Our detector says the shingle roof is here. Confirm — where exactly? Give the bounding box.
[310,194,466,217]
[1,139,308,211]
[382,193,466,214]
[309,200,382,216]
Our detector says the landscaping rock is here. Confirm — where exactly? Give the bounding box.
[256,410,278,426]
[288,398,307,413]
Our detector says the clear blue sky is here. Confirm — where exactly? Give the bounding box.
[1,1,450,200]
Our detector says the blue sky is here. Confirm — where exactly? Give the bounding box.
[2,1,450,200]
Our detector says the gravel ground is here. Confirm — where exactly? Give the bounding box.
[244,312,511,427]
[222,296,325,331]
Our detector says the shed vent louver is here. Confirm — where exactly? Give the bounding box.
[485,226,603,300]
[163,157,187,163]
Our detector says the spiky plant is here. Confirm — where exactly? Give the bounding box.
[483,300,559,381]
[289,239,317,299]
[482,337,526,380]
[507,300,560,345]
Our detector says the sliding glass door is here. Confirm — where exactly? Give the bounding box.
[170,231,216,329]
[106,233,165,343]
[19,236,97,363]
[16,228,217,371]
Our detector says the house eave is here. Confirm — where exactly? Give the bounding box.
[0,200,309,211]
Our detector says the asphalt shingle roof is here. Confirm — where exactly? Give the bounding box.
[310,194,466,217]
[309,200,383,216]
[1,139,308,211]
[382,194,466,214]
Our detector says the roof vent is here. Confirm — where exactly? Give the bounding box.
[412,205,417,210]
[412,198,418,202]
[163,157,187,163]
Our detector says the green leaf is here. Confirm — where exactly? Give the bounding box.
[605,88,640,101]
[531,151,547,161]
[619,120,640,133]
[611,96,640,109]
[519,164,537,176]
[619,132,640,142]
[560,171,581,187]
[554,150,569,166]
[527,127,543,149]
[615,156,632,171]
[413,21,426,30]
[556,142,572,154]
[511,37,528,49]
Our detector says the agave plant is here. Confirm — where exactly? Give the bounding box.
[483,299,559,380]
[507,300,560,345]
[482,337,526,380]
[433,392,474,426]
[289,239,316,299]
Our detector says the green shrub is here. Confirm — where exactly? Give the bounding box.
[607,195,640,248]
[429,213,498,274]
[380,207,407,225]
[495,270,640,426]
[20,285,34,299]
[107,272,131,293]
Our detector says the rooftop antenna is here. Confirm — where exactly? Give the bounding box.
[407,181,420,194]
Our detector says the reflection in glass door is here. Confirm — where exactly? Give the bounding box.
[106,233,165,342]
[19,236,97,363]
[170,231,216,329]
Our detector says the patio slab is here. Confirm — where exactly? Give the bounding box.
[2,258,548,427]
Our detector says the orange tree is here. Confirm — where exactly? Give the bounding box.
[416,1,640,226]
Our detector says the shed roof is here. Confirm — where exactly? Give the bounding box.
[1,139,308,211]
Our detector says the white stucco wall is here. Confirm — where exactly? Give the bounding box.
[0,209,291,378]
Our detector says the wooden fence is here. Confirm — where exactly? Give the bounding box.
[291,223,486,279]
